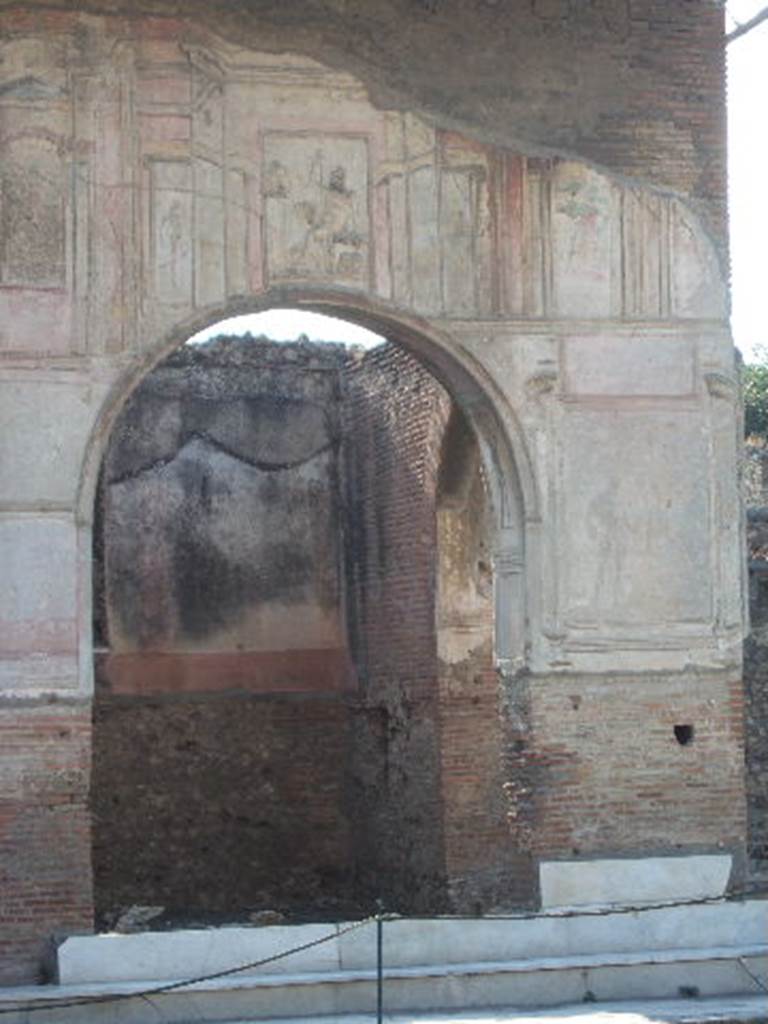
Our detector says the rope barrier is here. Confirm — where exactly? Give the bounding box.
[384,883,768,923]
[0,915,378,1016]
[737,956,768,995]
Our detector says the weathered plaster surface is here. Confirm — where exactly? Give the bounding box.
[0,1,729,249]
[97,339,348,683]
[0,10,738,685]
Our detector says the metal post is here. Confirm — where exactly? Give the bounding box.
[376,901,384,1024]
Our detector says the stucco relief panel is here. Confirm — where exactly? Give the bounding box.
[375,121,496,317]
[706,377,745,636]
[670,200,726,319]
[621,189,670,318]
[0,33,75,352]
[148,158,194,307]
[263,133,371,290]
[558,406,713,634]
[225,167,251,296]
[0,135,65,288]
[73,49,140,355]
[0,373,106,508]
[492,157,726,323]
[189,50,226,307]
[562,333,695,397]
[550,162,621,319]
[194,157,225,307]
[439,133,493,317]
[189,48,225,156]
[136,47,224,321]
[0,513,79,693]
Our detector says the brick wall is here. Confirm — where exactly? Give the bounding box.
[436,424,534,910]
[342,342,453,911]
[342,344,522,911]
[527,672,746,864]
[0,704,92,984]
[568,0,727,247]
[92,694,355,924]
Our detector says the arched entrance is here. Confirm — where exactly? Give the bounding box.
[81,297,535,926]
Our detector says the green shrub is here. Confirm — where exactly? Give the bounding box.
[744,346,768,439]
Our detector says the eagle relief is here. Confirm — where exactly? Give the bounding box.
[263,134,369,288]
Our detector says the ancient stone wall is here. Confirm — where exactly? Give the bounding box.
[92,695,355,926]
[0,3,744,985]
[743,628,768,886]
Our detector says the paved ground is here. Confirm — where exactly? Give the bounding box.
[229,996,768,1024]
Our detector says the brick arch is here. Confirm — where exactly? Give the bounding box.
[77,289,537,687]
[81,292,537,918]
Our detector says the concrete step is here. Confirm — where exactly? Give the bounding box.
[0,943,765,1023]
[55,901,768,984]
[0,904,765,1024]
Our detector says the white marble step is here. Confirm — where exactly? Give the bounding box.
[56,901,768,985]
[0,943,765,1024]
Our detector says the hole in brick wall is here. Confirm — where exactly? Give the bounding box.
[673,723,695,746]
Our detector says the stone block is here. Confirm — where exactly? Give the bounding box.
[0,514,79,693]
[562,333,694,397]
[560,407,712,629]
[57,924,340,984]
[539,854,733,909]
[0,375,104,507]
[0,290,72,355]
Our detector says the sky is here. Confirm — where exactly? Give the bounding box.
[188,309,385,349]
[727,0,768,361]
[194,6,766,361]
